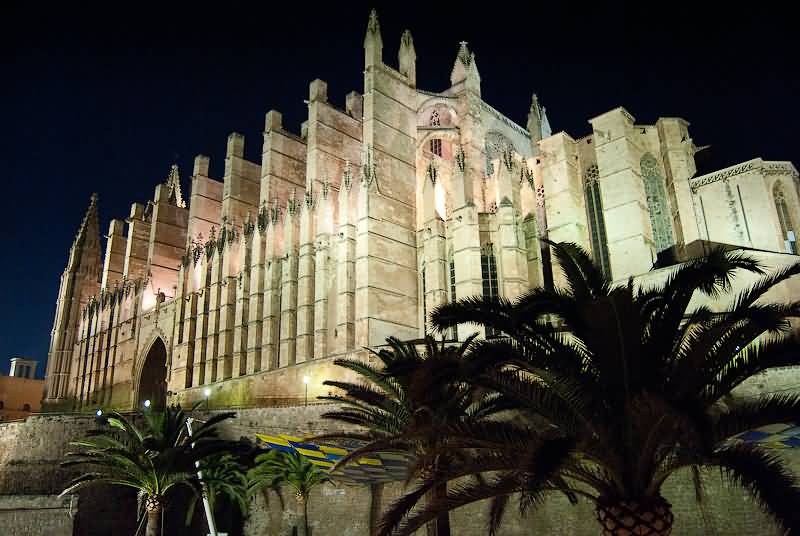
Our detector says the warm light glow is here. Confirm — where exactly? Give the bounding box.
[143,399,151,408]
[434,180,447,220]
[141,291,157,311]
[204,388,211,398]
[193,262,202,290]
[303,375,311,385]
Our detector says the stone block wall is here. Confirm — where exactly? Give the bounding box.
[1,401,797,535]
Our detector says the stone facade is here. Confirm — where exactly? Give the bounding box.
[43,10,800,412]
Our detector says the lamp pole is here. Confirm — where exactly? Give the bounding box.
[187,417,218,536]
[303,375,310,406]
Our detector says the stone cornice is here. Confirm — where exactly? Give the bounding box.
[690,159,799,190]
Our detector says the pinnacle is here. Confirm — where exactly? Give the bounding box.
[457,41,471,66]
[367,9,380,33]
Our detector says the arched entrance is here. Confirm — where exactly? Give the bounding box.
[137,338,168,410]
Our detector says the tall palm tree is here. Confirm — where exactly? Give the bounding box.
[247,449,332,536]
[376,242,800,536]
[315,335,504,536]
[61,405,238,536]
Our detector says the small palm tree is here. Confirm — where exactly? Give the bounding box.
[247,450,332,536]
[61,405,238,536]
[376,243,800,535]
[194,453,250,524]
[316,335,504,536]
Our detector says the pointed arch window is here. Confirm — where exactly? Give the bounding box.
[774,181,796,250]
[584,165,612,278]
[640,154,675,253]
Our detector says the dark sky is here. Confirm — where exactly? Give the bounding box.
[1,2,797,377]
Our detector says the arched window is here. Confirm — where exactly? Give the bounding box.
[22,403,31,412]
[0,401,4,409]
[641,154,675,253]
[480,243,499,337]
[774,181,795,246]
[584,165,612,278]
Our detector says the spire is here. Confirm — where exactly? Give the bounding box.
[74,193,99,248]
[450,41,480,94]
[398,29,416,86]
[364,9,383,67]
[68,192,102,282]
[527,93,552,146]
[164,163,186,208]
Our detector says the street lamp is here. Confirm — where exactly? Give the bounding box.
[203,387,211,410]
[143,399,151,409]
[303,375,310,406]
[95,409,103,417]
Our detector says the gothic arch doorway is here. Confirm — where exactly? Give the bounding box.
[137,338,168,410]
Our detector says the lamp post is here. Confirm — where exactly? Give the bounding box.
[303,375,310,406]
[187,417,218,536]
[203,388,211,409]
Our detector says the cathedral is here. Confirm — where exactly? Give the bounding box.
[43,10,800,411]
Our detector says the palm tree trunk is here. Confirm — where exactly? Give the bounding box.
[433,482,451,536]
[145,503,162,536]
[369,483,384,535]
[596,496,674,536]
[295,494,310,536]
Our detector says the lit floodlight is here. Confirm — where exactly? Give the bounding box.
[303,375,311,384]
[144,399,151,408]
[204,388,211,398]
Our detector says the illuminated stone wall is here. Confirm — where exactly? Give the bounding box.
[43,10,800,415]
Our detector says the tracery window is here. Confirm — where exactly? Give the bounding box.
[480,243,499,337]
[774,181,796,246]
[584,164,612,278]
[640,154,675,253]
[485,132,514,176]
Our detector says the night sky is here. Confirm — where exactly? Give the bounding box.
[1,2,797,377]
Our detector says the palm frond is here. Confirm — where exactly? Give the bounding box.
[713,442,800,534]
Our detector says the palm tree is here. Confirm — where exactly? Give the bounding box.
[61,405,238,536]
[247,449,332,536]
[193,452,250,526]
[376,242,800,536]
[315,335,504,536]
